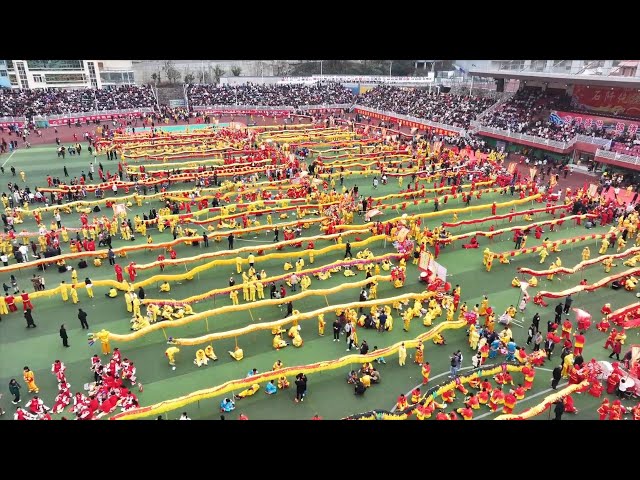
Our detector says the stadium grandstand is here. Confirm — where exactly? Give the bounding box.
[2,60,639,179]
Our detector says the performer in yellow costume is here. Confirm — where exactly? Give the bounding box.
[23,366,39,393]
[234,384,260,399]
[60,281,69,302]
[273,333,288,350]
[318,313,326,336]
[193,349,208,367]
[165,346,180,370]
[229,345,244,361]
[95,329,111,355]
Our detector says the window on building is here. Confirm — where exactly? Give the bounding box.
[16,62,28,88]
[27,60,84,71]
[87,61,98,88]
[32,74,43,82]
[0,70,7,77]
[44,73,87,84]
[9,73,17,86]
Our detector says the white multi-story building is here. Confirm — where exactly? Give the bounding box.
[97,60,136,86]
[0,60,9,88]
[3,60,137,89]
[5,60,102,89]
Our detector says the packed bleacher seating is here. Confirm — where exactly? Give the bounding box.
[0,85,156,118]
[355,85,496,129]
[481,88,640,152]
[186,82,355,108]
[481,88,578,141]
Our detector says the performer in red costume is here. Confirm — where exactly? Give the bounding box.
[488,388,505,412]
[604,329,617,350]
[561,320,573,341]
[514,384,526,400]
[21,291,34,311]
[597,398,610,420]
[609,399,626,420]
[502,391,517,414]
[607,370,621,395]
[477,389,490,405]
[465,393,480,410]
[441,389,455,403]
[563,395,578,414]
[456,406,474,420]
[114,264,124,283]
[454,377,468,395]
[521,364,535,390]
[51,360,66,382]
[596,317,610,333]
[494,371,513,386]
[435,411,449,420]
[573,332,586,356]
[126,262,137,282]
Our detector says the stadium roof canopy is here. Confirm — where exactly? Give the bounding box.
[468,68,640,89]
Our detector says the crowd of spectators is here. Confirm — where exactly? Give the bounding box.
[0,86,156,118]
[481,88,640,153]
[355,85,496,129]
[186,82,355,108]
[3,82,639,158]
[481,88,578,142]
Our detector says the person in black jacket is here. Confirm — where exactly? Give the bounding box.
[9,379,21,404]
[544,337,555,360]
[78,309,89,329]
[138,287,145,300]
[553,399,565,420]
[294,374,305,403]
[332,320,341,341]
[563,294,573,314]
[551,365,562,390]
[24,308,36,328]
[284,301,293,318]
[554,303,563,323]
[60,324,69,347]
[532,312,541,332]
[344,241,352,259]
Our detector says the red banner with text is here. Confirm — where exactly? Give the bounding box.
[353,108,459,137]
[47,111,149,127]
[572,85,640,118]
[553,110,640,136]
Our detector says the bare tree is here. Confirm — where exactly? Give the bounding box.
[163,60,180,84]
[231,66,242,77]
[184,72,195,84]
[273,61,290,76]
[213,65,225,85]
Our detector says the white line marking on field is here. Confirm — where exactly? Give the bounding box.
[2,150,16,167]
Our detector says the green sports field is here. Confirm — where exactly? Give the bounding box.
[0,137,635,421]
